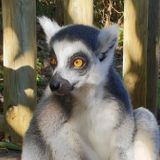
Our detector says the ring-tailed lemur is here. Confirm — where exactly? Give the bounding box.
[22,16,160,160]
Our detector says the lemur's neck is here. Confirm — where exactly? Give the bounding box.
[72,83,105,108]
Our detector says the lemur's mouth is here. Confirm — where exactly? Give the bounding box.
[71,81,79,89]
[60,86,73,95]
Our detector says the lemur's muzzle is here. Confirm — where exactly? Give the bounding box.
[49,74,72,95]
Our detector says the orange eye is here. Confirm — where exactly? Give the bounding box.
[73,58,85,69]
[50,57,57,65]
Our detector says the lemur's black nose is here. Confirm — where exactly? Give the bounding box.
[50,80,60,91]
[49,73,72,95]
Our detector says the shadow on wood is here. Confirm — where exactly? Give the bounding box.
[3,66,36,143]
[123,0,159,114]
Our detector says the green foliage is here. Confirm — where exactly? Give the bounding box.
[36,58,46,87]
[0,83,3,92]
[118,27,123,47]
[0,66,3,79]
[36,74,46,86]
[0,65,3,92]
[36,57,43,73]
[0,141,21,151]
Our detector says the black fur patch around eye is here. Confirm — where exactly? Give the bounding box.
[49,48,57,69]
[68,52,90,75]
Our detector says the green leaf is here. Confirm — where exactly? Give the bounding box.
[0,141,21,151]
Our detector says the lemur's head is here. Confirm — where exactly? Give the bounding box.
[39,16,117,95]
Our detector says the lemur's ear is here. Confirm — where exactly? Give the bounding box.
[38,16,61,43]
[96,25,118,61]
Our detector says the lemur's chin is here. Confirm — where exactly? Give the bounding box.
[54,91,68,96]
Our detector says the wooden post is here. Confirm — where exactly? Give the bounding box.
[55,0,65,25]
[123,0,148,108]
[158,0,160,71]
[55,0,93,25]
[156,0,160,109]
[2,0,36,142]
[123,0,158,113]
[146,0,159,113]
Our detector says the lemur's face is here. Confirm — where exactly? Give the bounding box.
[49,40,98,95]
[39,16,117,95]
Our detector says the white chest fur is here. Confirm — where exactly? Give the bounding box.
[70,89,121,160]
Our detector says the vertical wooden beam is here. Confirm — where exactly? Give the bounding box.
[158,0,160,73]
[55,0,65,25]
[123,0,159,113]
[156,0,160,109]
[146,0,159,113]
[2,0,36,142]
[55,0,93,25]
[123,0,148,108]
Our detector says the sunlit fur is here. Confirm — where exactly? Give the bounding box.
[22,17,160,160]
